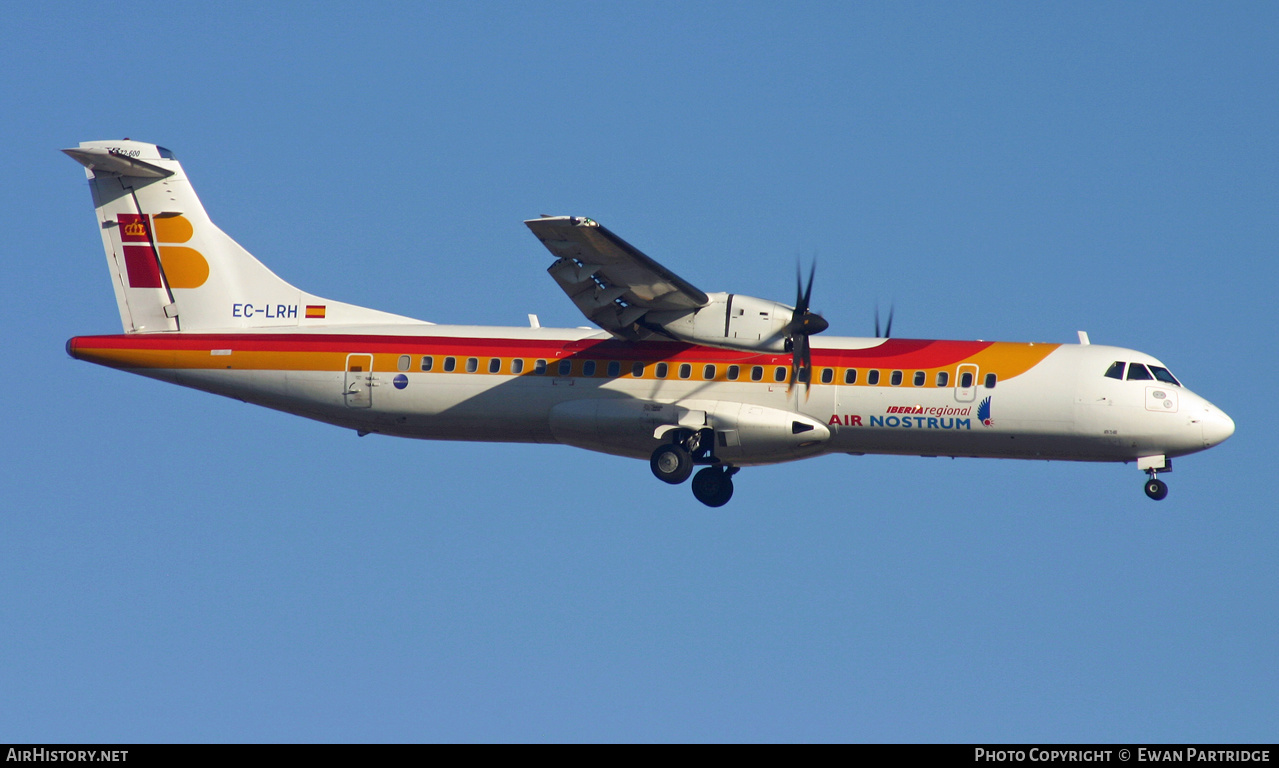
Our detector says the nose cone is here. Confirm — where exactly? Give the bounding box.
[1202,405,1235,447]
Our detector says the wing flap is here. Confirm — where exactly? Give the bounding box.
[525,216,709,335]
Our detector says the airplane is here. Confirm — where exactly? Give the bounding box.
[63,139,1235,507]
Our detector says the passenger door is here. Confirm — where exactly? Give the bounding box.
[954,364,979,403]
[344,353,374,408]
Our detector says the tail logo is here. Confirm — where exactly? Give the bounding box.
[117,214,209,290]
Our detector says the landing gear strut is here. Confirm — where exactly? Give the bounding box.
[1144,470,1169,501]
[650,429,738,506]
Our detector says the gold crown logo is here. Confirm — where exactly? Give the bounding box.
[123,221,147,237]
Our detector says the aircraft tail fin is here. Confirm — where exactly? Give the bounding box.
[64,139,424,333]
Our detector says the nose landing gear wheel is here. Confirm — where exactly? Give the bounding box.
[650,444,694,485]
[691,466,735,507]
[1144,478,1168,501]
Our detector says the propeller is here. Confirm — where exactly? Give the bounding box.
[874,303,894,338]
[785,263,829,396]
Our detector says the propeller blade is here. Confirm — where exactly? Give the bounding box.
[785,261,826,397]
[792,262,813,313]
[874,303,895,338]
[787,331,810,395]
[782,263,828,337]
[799,334,810,381]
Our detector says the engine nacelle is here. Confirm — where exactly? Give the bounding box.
[705,401,830,465]
[646,292,793,352]
[549,398,830,466]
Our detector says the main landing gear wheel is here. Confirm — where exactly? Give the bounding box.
[1144,478,1169,501]
[650,444,693,485]
[691,466,735,507]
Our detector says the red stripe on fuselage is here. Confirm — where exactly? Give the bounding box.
[67,333,994,368]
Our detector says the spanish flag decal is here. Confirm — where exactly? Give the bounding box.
[305,305,326,319]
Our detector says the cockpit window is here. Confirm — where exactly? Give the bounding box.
[1104,361,1125,380]
[1149,365,1182,387]
[1126,363,1154,381]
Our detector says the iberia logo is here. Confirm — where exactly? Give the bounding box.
[117,213,209,290]
[978,396,993,427]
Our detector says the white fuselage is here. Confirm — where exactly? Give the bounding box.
[69,324,1235,469]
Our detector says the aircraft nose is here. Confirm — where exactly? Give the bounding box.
[1201,405,1235,447]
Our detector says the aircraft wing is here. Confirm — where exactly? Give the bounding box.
[525,216,709,338]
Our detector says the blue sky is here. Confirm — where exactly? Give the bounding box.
[2,1,1275,742]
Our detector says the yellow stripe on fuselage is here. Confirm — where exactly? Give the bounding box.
[70,337,1061,388]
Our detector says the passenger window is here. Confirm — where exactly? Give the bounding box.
[678,363,692,379]
[420,356,434,372]
[959,371,973,388]
[632,362,645,377]
[443,356,457,372]
[703,364,716,380]
[534,359,547,375]
[511,359,524,374]
[984,373,997,389]
[867,370,881,386]
[1104,361,1125,380]
[935,371,948,387]
[797,367,810,383]
[751,366,763,382]
[913,371,925,386]
[489,358,501,374]
[890,370,903,386]
[1149,365,1181,387]
[397,355,411,372]
[727,365,740,381]
[1127,363,1154,381]
[558,359,572,376]
[607,361,621,377]
[774,366,787,383]
[583,360,597,376]
[821,368,834,384]
[844,369,858,385]
[466,357,478,373]
[655,362,669,378]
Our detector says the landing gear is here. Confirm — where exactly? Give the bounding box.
[1140,458,1171,501]
[650,429,739,506]
[691,466,736,507]
[650,443,693,484]
[1144,477,1169,501]
[1151,465,1171,501]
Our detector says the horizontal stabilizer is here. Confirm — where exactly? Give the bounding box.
[62,147,173,179]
